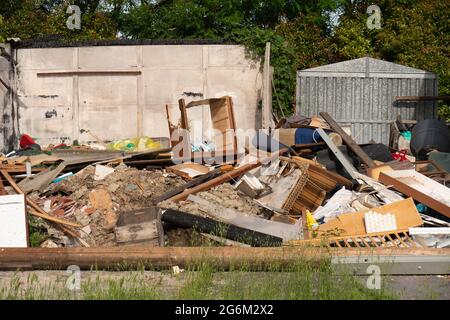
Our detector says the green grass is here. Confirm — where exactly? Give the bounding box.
[0,259,397,300]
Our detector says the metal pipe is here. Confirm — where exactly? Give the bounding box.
[0,247,447,271]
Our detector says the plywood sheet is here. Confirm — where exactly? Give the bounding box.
[318,198,422,236]
[210,97,237,153]
[167,163,211,180]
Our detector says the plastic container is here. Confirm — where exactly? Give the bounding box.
[410,119,450,159]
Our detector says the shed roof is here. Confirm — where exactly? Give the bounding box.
[298,57,436,79]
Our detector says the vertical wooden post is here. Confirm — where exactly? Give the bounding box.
[262,42,273,129]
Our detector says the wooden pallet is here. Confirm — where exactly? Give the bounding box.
[286,229,422,248]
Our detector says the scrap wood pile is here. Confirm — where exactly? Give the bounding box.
[0,97,449,250]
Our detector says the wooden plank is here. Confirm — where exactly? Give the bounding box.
[0,177,7,195]
[152,168,222,204]
[178,98,189,130]
[167,163,211,180]
[395,96,450,102]
[0,170,81,228]
[186,98,214,108]
[0,166,47,173]
[262,42,274,129]
[293,142,326,149]
[17,161,67,194]
[320,112,376,168]
[379,170,450,218]
[168,149,288,202]
[318,198,423,237]
[210,96,237,154]
[168,162,260,202]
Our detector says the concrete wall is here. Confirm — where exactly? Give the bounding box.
[5,44,261,150]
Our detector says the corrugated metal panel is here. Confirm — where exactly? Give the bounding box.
[296,58,438,144]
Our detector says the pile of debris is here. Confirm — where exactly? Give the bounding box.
[0,96,449,250]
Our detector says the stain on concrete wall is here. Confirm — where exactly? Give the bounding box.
[0,43,19,153]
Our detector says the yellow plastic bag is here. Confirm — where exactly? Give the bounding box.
[107,137,161,152]
[306,210,319,230]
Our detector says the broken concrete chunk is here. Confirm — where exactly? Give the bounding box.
[233,173,266,198]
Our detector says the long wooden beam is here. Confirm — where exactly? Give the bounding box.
[168,149,288,202]
[0,247,447,270]
[395,96,450,102]
[320,112,376,168]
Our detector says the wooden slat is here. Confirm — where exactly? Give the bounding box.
[395,95,450,102]
[0,170,81,228]
[320,112,376,168]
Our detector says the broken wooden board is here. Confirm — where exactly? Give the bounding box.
[379,170,450,218]
[0,194,28,247]
[210,96,237,154]
[366,164,394,181]
[286,229,419,248]
[167,163,211,180]
[115,207,164,246]
[0,169,81,228]
[257,168,307,212]
[10,154,61,166]
[179,96,238,155]
[152,168,223,204]
[320,112,376,168]
[318,198,423,237]
[17,161,67,194]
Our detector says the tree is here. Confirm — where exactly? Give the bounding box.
[0,0,117,41]
[119,0,340,114]
[334,0,450,120]
[1,0,448,119]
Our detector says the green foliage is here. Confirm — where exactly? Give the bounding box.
[0,261,398,300]
[0,0,116,41]
[228,27,298,115]
[335,0,450,120]
[118,0,339,115]
[28,216,49,247]
[0,15,5,42]
[332,15,376,60]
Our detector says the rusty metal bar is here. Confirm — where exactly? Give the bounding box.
[0,247,447,271]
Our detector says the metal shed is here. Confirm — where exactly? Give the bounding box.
[296,57,438,144]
